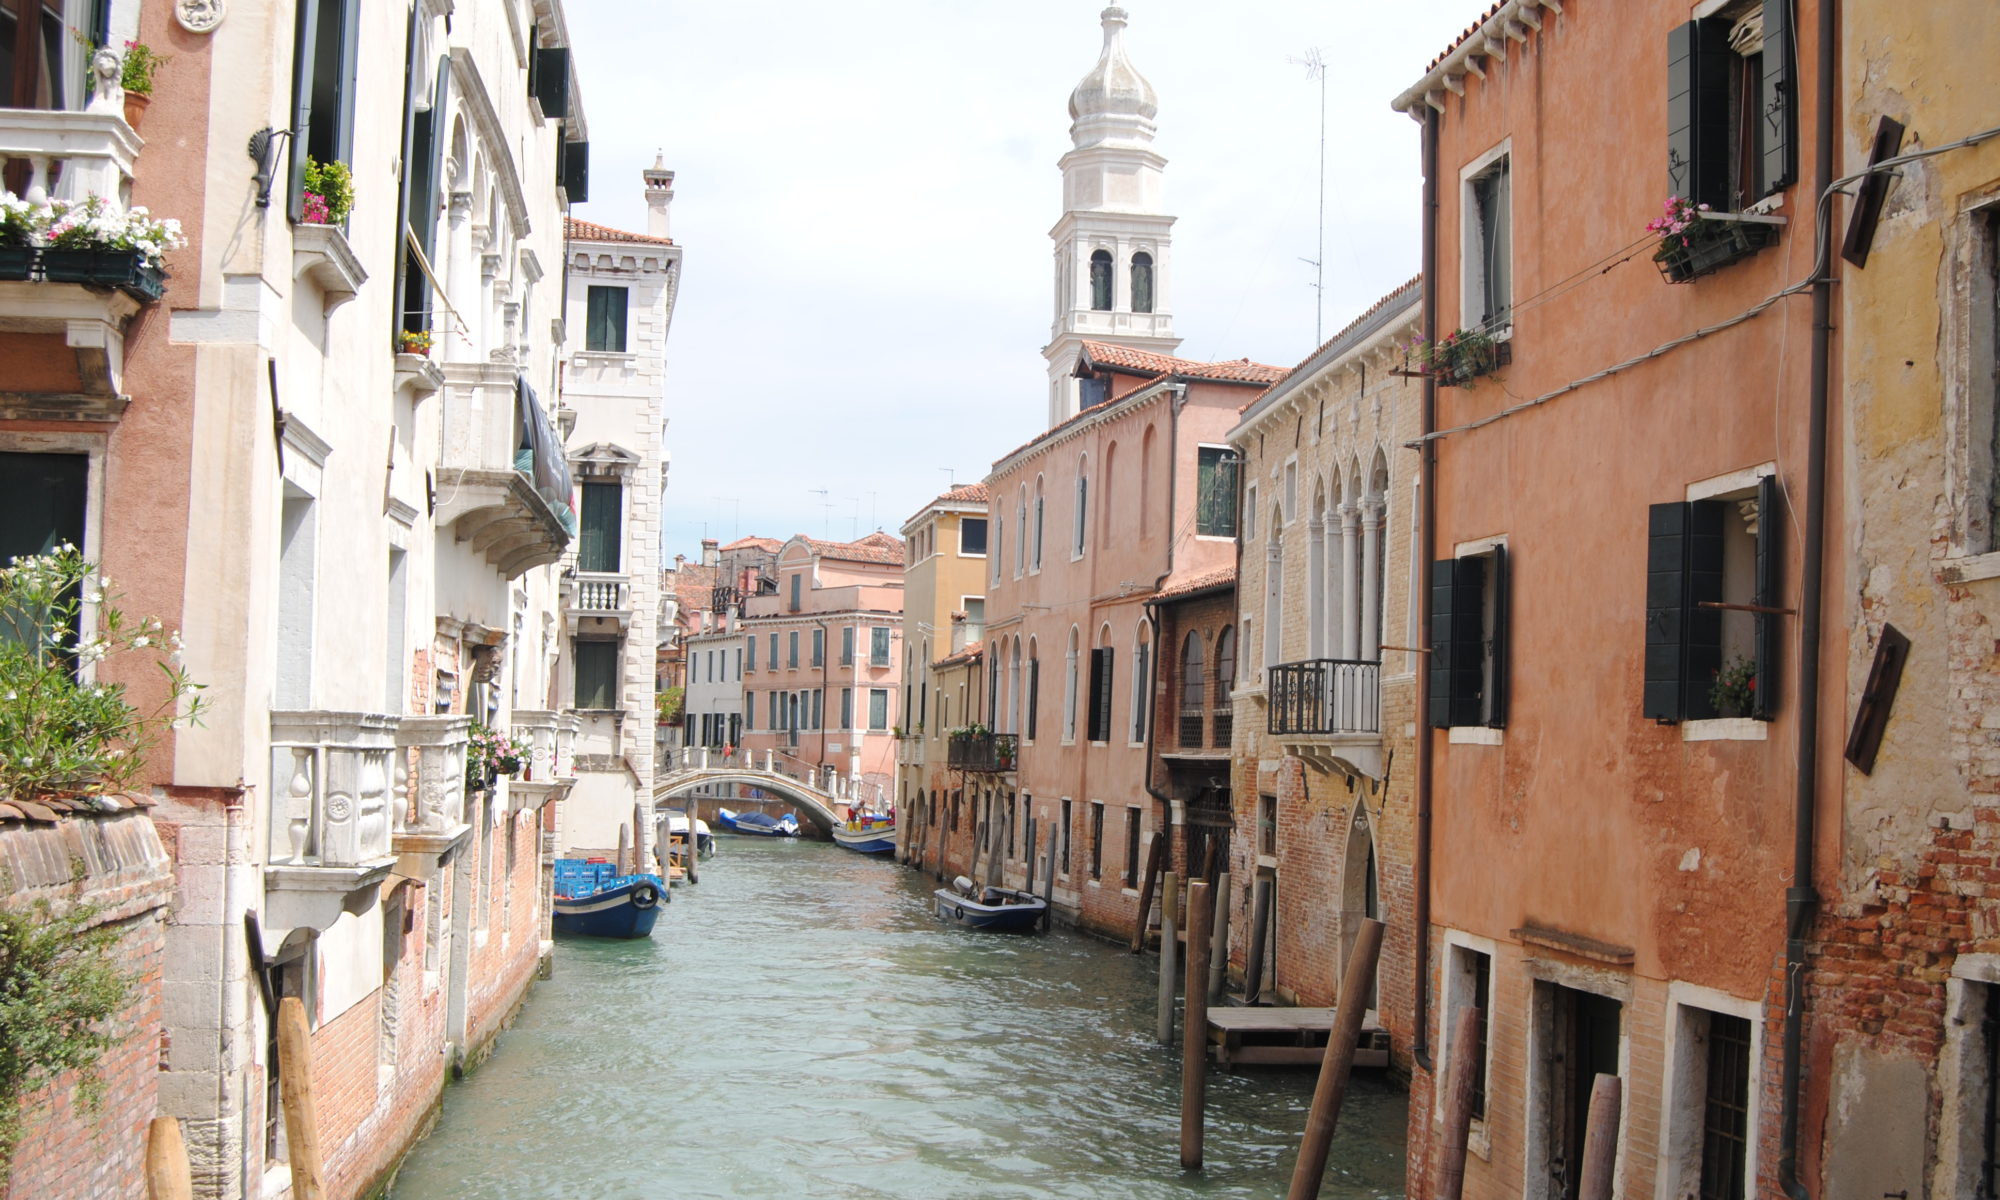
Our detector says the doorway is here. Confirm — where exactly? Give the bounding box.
[1535,981,1622,1200]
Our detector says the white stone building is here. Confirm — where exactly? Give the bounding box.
[553,163,682,859]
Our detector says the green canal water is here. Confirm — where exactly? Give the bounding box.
[387,837,1407,1200]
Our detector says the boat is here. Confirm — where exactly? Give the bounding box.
[716,807,800,837]
[664,811,717,857]
[934,876,1047,932]
[832,813,896,854]
[552,859,667,939]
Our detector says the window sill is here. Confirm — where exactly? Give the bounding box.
[1121,886,1140,898]
[1940,550,2000,585]
[1447,726,1504,745]
[1683,717,1767,742]
[292,223,367,314]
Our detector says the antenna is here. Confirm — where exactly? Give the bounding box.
[939,467,956,488]
[1288,47,1328,345]
[809,488,831,538]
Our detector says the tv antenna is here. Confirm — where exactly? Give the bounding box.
[809,488,831,538]
[1288,47,1328,345]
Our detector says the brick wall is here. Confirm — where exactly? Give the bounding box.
[464,809,544,1058]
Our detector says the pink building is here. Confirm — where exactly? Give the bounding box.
[740,533,905,808]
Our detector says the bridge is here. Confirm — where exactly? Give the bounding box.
[652,747,864,834]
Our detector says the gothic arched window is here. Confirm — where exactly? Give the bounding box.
[1131,251,1154,313]
[1089,250,1113,311]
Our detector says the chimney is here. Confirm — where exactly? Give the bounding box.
[675,553,686,570]
[701,538,719,567]
[950,610,969,654]
[643,153,675,241]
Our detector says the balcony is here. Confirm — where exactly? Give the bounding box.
[392,715,471,859]
[435,368,575,577]
[567,571,632,630]
[0,109,147,420]
[947,731,1018,773]
[1267,659,1384,779]
[264,711,399,944]
[507,709,578,813]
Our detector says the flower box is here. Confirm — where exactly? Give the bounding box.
[1432,338,1511,388]
[39,248,166,301]
[1653,213,1783,284]
[0,246,34,281]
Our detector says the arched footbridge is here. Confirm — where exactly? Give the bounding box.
[653,747,876,834]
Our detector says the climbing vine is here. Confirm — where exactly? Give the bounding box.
[0,898,130,1180]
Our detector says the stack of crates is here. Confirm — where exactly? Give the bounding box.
[552,858,614,899]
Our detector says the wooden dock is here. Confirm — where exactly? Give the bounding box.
[1205,1006,1390,1069]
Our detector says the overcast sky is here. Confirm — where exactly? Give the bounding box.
[564,1,1477,557]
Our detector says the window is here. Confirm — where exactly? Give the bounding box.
[1123,808,1142,886]
[1026,654,1040,740]
[1428,546,1509,729]
[1032,481,1045,570]
[0,0,103,111]
[1128,634,1150,743]
[1972,206,2000,554]
[585,285,629,352]
[1197,447,1241,538]
[1445,945,1493,1123]
[992,519,1004,585]
[811,627,824,667]
[578,481,622,573]
[1697,1011,1752,1200]
[1244,484,1259,541]
[1263,534,1284,681]
[0,451,86,575]
[277,491,317,709]
[1131,251,1154,313]
[1258,794,1277,857]
[840,626,854,666]
[1534,984,1622,1200]
[1089,802,1104,879]
[1074,468,1089,557]
[1212,626,1236,746]
[788,573,801,612]
[1178,633,1204,748]
[959,517,988,556]
[1089,249,1113,310]
[1465,154,1512,330]
[963,598,985,634]
[811,689,823,730]
[289,0,360,223]
[746,636,757,672]
[787,631,799,669]
[1666,2,1795,215]
[573,639,618,709]
[1015,496,1027,576]
[1645,477,1778,723]
[1086,646,1114,743]
[1062,635,1079,742]
[767,691,778,727]
[868,688,890,730]
[767,632,778,668]
[871,626,891,668]
[840,687,852,729]
[1079,374,1110,410]
[393,7,446,337]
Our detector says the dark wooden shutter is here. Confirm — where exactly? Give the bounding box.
[1645,503,1691,721]
[534,46,570,118]
[1759,0,1796,196]
[1027,659,1040,740]
[332,0,360,161]
[1486,545,1510,729]
[1448,558,1485,728]
[1666,20,1732,210]
[578,482,621,573]
[1428,558,1456,729]
[392,6,422,343]
[1087,648,1113,742]
[1751,474,1781,720]
[1684,501,1727,719]
[287,0,321,222]
[561,140,590,203]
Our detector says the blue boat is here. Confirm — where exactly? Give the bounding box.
[832,815,896,854]
[934,877,1047,932]
[552,859,667,939]
[716,807,800,837]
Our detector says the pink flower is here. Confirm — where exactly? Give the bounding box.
[301,191,331,225]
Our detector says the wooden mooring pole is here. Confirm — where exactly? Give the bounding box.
[1208,870,1230,1002]
[1130,835,1164,953]
[145,1116,192,1200]
[276,996,326,1200]
[1434,1006,1484,1200]
[1156,871,1179,1046]
[1040,821,1057,929]
[681,804,699,884]
[1179,879,1214,1171]
[1578,1074,1622,1200]
[1244,876,1272,1004]
[1285,916,1384,1200]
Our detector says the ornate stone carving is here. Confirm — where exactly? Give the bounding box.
[175,0,224,33]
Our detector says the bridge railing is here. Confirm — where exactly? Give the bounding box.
[657,745,859,802]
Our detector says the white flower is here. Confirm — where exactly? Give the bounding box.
[133,635,150,648]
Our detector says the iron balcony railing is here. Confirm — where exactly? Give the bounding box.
[947,731,1018,773]
[1267,659,1381,736]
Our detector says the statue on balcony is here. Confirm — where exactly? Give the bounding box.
[84,50,124,116]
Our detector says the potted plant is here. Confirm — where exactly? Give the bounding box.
[1648,196,1782,284]
[117,41,166,129]
[39,195,185,301]
[466,722,521,789]
[1708,655,1757,719]
[301,158,354,226]
[397,329,434,357]
[1409,327,1508,387]
[0,193,35,281]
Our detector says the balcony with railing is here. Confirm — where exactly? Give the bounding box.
[568,571,632,628]
[263,711,400,943]
[1267,658,1383,778]
[435,372,575,577]
[506,709,578,813]
[391,716,470,856]
[947,731,1018,773]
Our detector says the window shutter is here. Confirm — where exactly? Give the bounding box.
[333,0,360,161]
[1094,648,1115,742]
[393,6,422,342]
[1447,558,1485,728]
[1665,21,1733,210]
[1645,503,1691,721]
[1428,559,1456,728]
[1759,0,1796,195]
[1486,545,1510,729]
[1027,659,1040,740]
[560,140,590,203]
[1684,500,1727,719]
[1752,474,1781,720]
[533,46,570,119]
[578,482,621,573]
[287,0,322,223]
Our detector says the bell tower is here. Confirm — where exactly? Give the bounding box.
[1044,6,1180,428]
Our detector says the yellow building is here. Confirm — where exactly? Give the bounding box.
[895,484,992,855]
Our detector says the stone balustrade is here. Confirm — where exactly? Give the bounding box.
[268,711,399,869]
[394,715,472,837]
[0,109,139,208]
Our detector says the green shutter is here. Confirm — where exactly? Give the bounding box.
[574,640,617,709]
[1428,558,1457,729]
[578,482,621,572]
[1666,21,1733,210]
[1027,659,1040,740]
[533,46,570,119]
[1759,0,1796,196]
[287,0,321,222]
[1447,557,1486,728]
[1486,545,1509,729]
[561,140,590,203]
[1684,501,1727,719]
[1645,503,1689,721]
[586,287,627,353]
[1752,475,1781,720]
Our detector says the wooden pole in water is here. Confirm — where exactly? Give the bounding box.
[1040,818,1057,930]
[682,804,699,883]
[1130,834,1164,953]
[276,996,326,1200]
[1156,871,1179,1046]
[1578,1074,1622,1200]
[1434,1005,1484,1200]
[1285,916,1384,1200]
[1179,878,1214,1171]
[145,1116,192,1200]
[1244,876,1273,1004]
[1208,870,1231,1002]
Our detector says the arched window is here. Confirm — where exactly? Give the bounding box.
[1212,626,1236,746]
[1179,632,1205,748]
[1089,250,1113,311]
[1032,477,1045,570]
[1009,639,1022,735]
[1074,456,1089,557]
[1026,638,1041,740]
[1063,627,1081,742]
[1131,251,1154,313]
[1129,624,1151,744]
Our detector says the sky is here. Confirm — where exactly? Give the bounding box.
[563,1,1480,558]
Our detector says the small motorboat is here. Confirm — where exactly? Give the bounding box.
[552,859,667,939]
[934,876,1047,932]
[716,807,801,837]
[832,813,896,854]
[664,811,716,857]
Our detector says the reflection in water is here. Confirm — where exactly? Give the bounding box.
[388,839,1406,1200]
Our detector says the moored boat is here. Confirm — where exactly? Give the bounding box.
[933,875,1047,932]
[716,807,800,837]
[832,814,896,854]
[664,811,717,857]
[552,859,667,939]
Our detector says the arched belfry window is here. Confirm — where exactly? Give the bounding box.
[1089,250,1113,311]
[1131,251,1154,314]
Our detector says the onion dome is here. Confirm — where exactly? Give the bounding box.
[1067,7,1157,126]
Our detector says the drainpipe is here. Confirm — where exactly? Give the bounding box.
[1412,103,1440,1074]
[1780,1,1836,1195]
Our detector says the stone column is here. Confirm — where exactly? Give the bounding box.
[1360,499,1384,661]
[478,248,501,361]
[1338,502,1360,659]
[445,192,474,359]
[1307,514,1326,659]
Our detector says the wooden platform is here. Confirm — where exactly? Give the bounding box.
[1205,1007,1390,1068]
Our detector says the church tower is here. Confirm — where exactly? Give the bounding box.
[1044,6,1181,428]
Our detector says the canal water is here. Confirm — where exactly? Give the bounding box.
[388,837,1407,1200]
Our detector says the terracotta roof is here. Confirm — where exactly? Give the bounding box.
[934,640,984,668]
[1242,276,1425,415]
[721,536,781,552]
[1079,341,1289,385]
[1425,1,1506,73]
[901,482,990,531]
[797,531,906,567]
[669,562,718,614]
[1152,566,1237,602]
[566,217,674,247]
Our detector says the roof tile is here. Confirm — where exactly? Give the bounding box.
[566,217,675,247]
